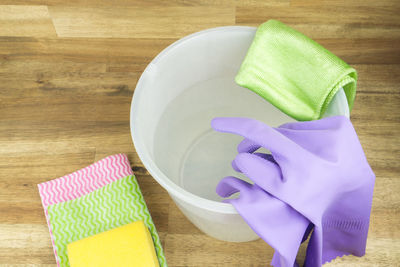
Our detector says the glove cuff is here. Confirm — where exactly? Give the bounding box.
[321,217,370,263]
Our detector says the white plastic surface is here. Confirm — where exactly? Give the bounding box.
[130,26,349,242]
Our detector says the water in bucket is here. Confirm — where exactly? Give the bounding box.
[153,76,293,201]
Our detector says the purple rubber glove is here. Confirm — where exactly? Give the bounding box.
[216,134,311,267]
[212,116,375,266]
[216,176,309,267]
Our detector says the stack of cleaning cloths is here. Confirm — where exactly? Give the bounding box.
[213,20,375,267]
[38,154,167,267]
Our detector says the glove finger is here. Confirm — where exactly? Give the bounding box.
[231,159,241,172]
[237,138,260,153]
[254,152,276,163]
[212,117,303,159]
[216,176,252,198]
[234,153,285,198]
[232,152,275,173]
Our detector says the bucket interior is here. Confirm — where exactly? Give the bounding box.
[153,77,294,201]
[134,28,295,202]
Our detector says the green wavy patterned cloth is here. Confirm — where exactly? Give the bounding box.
[47,175,167,267]
[236,20,357,121]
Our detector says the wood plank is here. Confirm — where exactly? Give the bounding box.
[325,238,400,266]
[0,96,131,122]
[291,0,400,7]
[0,247,55,265]
[235,0,290,7]
[0,224,53,264]
[354,65,400,94]
[0,0,234,7]
[0,72,138,98]
[351,94,400,123]
[48,6,235,38]
[0,6,56,37]
[0,37,175,64]
[164,233,272,266]
[0,224,51,249]
[236,6,400,38]
[314,39,400,65]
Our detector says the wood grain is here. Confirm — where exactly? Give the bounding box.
[0,6,56,37]
[236,6,400,38]
[0,1,399,266]
[0,0,234,7]
[48,6,235,38]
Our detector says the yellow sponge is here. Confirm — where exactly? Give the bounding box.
[67,221,159,267]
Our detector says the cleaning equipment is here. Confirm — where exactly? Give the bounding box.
[130,26,350,242]
[212,116,375,266]
[46,175,166,267]
[217,176,310,267]
[67,220,159,267]
[235,20,357,121]
[38,154,133,266]
[38,154,166,267]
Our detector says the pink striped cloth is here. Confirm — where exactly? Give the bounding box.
[38,154,133,267]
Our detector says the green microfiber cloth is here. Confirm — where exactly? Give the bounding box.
[47,175,167,267]
[236,20,357,121]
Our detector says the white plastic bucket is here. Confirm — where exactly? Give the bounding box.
[130,26,349,242]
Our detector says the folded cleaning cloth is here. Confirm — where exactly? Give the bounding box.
[47,175,166,267]
[38,154,167,267]
[212,116,375,267]
[38,154,133,266]
[236,20,357,121]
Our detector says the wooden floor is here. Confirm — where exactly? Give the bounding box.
[0,1,399,266]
